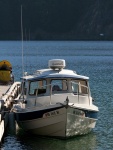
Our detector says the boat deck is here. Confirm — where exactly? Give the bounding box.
[0,85,11,98]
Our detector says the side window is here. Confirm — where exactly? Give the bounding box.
[29,81,38,95]
[29,80,46,95]
[51,79,67,92]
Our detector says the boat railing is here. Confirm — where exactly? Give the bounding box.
[70,81,91,105]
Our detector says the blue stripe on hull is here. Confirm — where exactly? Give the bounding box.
[15,106,64,121]
[84,110,98,119]
[15,105,98,122]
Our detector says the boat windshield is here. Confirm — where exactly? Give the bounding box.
[71,79,88,94]
[51,79,67,91]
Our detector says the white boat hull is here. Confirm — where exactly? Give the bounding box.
[15,105,98,138]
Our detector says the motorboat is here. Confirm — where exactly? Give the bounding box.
[12,59,99,138]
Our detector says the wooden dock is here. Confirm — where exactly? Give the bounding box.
[0,82,21,142]
[0,85,11,97]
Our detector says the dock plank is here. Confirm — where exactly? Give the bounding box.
[0,85,11,98]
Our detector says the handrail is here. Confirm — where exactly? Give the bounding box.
[34,83,53,105]
[71,81,90,105]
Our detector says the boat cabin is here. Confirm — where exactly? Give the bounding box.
[20,59,92,107]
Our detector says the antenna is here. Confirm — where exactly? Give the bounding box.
[21,5,24,76]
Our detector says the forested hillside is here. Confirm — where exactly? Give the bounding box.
[0,0,113,40]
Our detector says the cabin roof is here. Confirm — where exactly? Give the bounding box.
[21,68,89,81]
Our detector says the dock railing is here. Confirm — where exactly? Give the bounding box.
[1,82,21,107]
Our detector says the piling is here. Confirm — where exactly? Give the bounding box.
[8,112,16,135]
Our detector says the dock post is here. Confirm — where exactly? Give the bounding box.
[8,112,16,135]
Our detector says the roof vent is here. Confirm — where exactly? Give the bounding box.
[48,59,66,70]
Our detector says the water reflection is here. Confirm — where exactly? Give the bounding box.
[4,131,97,150]
[1,135,28,150]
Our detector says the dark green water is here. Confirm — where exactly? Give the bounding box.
[0,41,113,150]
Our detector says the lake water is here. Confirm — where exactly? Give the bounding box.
[0,41,113,150]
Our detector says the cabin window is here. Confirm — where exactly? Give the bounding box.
[71,80,88,94]
[29,80,46,95]
[51,79,67,91]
